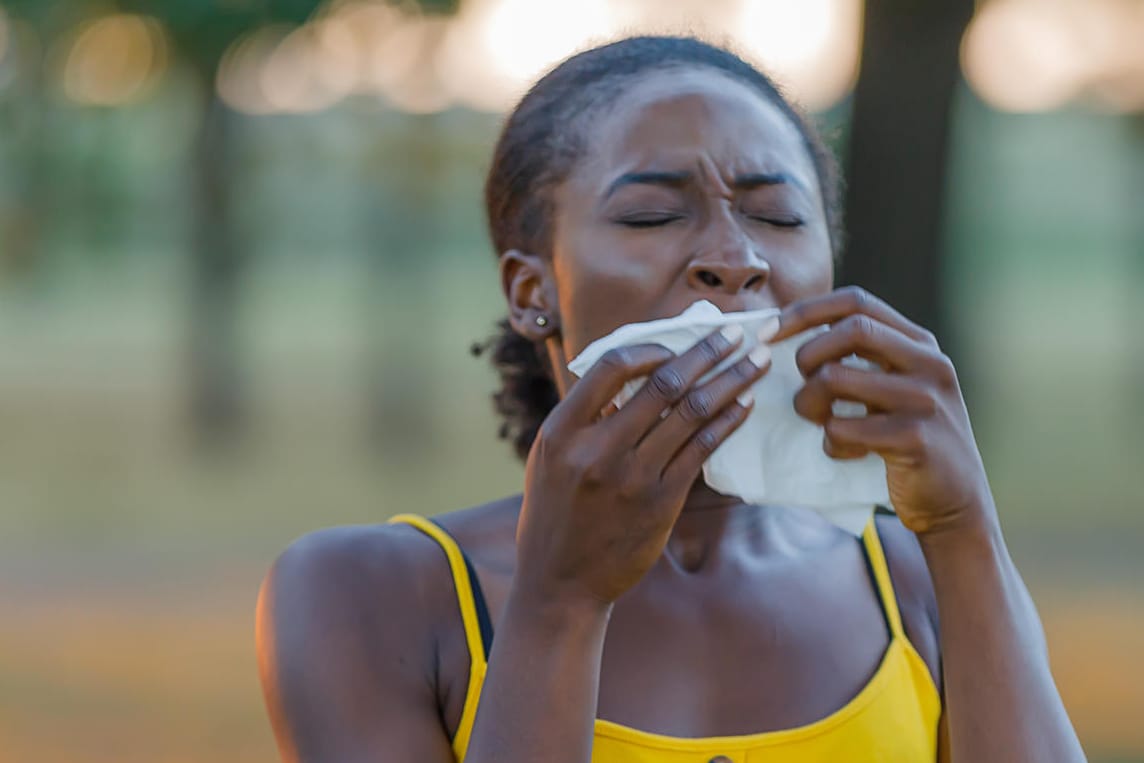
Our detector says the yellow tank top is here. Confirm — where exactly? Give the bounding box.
[389,513,941,762]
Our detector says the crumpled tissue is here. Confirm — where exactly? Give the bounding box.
[567,300,891,535]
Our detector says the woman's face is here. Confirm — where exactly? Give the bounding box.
[548,67,834,360]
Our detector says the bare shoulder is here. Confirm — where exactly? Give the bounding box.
[874,512,943,691]
[258,494,521,681]
[260,521,460,646]
[255,521,469,762]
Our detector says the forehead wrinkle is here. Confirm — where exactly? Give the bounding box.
[694,156,734,199]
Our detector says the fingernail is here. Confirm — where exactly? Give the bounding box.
[748,343,771,367]
[720,323,744,344]
[757,316,781,343]
[737,389,754,407]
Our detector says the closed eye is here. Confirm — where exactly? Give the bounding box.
[747,214,804,228]
[616,213,684,228]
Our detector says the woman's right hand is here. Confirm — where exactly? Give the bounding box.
[513,324,774,610]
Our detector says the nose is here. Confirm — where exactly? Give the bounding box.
[686,217,770,294]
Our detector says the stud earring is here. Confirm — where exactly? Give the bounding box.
[535,315,549,327]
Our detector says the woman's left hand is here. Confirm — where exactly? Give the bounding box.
[772,286,996,538]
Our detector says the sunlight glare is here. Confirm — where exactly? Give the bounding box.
[61,14,168,107]
[962,0,1144,113]
[217,27,288,115]
[367,13,452,114]
[961,0,1084,112]
[261,24,356,113]
[482,0,615,89]
[731,0,862,110]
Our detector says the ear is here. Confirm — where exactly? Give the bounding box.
[500,249,558,339]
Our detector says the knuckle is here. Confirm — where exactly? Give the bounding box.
[822,431,841,456]
[919,328,939,347]
[901,419,928,451]
[648,365,687,401]
[843,285,869,309]
[733,356,761,380]
[931,352,958,387]
[697,335,726,362]
[794,344,814,376]
[578,458,609,486]
[849,314,876,340]
[817,362,844,388]
[616,468,656,502]
[693,427,721,456]
[680,390,715,421]
[564,445,605,482]
[598,347,632,373]
[792,386,815,419]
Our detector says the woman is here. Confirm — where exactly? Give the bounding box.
[257,36,1084,762]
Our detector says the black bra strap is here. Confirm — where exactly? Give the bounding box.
[859,534,893,641]
[460,551,495,659]
[430,520,495,660]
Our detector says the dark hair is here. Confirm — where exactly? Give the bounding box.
[473,35,843,461]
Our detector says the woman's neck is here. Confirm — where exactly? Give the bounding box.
[663,482,768,573]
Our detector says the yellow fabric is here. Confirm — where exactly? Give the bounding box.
[389,513,941,763]
[389,514,487,759]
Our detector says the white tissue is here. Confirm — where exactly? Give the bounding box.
[566,300,892,535]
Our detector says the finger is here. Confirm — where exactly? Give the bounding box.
[823,430,869,460]
[606,325,746,445]
[824,414,927,462]
[559,344,677,426]
[773,286,935,345]
[794,314,939,378]
[794,363,936,425]
[663,389,754,485]
[637,343,771,465]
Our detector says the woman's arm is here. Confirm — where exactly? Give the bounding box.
[256,527,457,763]
[921,506,1082,762]
[463,328,772,762]
[462,585,612,761]
[774,286,1085,763]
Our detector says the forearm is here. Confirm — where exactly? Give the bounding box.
[464,585,611,763]
[919,502,1085,762]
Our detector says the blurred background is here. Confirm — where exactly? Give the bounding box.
[0,0,1141,760]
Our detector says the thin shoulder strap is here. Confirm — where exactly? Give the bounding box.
[861,516,906,640]
[388,514,491,666]
[388,514,490,761]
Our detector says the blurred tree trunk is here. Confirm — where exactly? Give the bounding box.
[1130,114,1144,443]
[1,41,51,276]
[364,112,444,459]
[188,85,245,447]
[839,0,975,357]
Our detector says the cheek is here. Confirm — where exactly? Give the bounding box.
[552,227,679,354]
[772,253,833,305]
[768,228,834,305]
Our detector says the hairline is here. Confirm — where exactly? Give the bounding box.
[526,60,833,257]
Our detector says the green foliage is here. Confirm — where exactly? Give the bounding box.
[418,0,458,12]
[115,0,321,76]
[3,0,458,79]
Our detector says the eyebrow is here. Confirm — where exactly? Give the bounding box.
[734,172,800,190]
[603,170,801,199]
[604,170,691,199]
